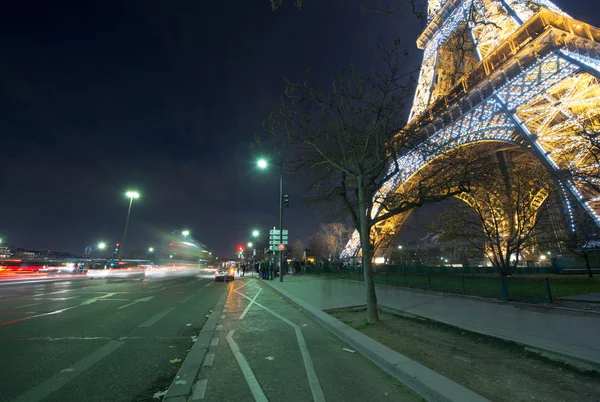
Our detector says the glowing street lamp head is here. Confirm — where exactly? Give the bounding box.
[247,242,253,248]
[182,230,190,237]
[148,247,154,252]
[257,158,268,169]
[126,191,140,199]
[98,242,106,250]
[252,230,259,237]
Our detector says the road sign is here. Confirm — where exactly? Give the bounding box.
[270,229,288,235]
[269,246,279,251]
[269,236,288,241]
[278,244,285,251]
[269,239,288,245]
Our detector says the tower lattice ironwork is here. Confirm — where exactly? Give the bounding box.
[343,0,600,258]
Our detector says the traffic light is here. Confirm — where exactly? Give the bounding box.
[112,243,120,259]
[283,194,290,208]
[238,246,244,252]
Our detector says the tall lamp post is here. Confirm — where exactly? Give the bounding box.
[119,190,140,261]
[257,157,286,282]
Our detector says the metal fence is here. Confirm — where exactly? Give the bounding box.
[304,265,556,303]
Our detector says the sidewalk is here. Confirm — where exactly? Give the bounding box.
[267,275,600,370]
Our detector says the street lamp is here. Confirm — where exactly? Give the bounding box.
[119,190,140,260]
[98,242,106,250]
[397,245,403,249]
[247,242,253,248]
[145,247,154,259]
[257,156,286,282]
[252,230,260,237]
[182,230,190,238]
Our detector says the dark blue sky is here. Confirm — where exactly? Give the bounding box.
[0,0,597,257]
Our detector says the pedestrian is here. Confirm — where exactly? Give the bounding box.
[242,263,246,277]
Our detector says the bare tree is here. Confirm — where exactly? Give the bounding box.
[291,239,305,261]
[318,223,349,261]
[265,41,475,323]
[565,208,598,278]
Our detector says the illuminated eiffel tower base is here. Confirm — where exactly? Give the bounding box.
[342,0,600,258]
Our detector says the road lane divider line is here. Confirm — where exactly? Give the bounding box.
[191,379,208,400]
[210,337,219,347]
[0,293,116,327]
[238,288,262,320]
[226,330,268,402]
[32,290,70,297]
[118,296,154,309]
[12,341,124,402]
[180,294,195,304]
[204,282,213,288]
[138,307,175,327]
[233,281,249,291]
[234,288,326,402]
[17,302,43,308]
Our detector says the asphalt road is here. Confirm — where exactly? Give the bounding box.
[189,278,420,401]
[0,271,225,402]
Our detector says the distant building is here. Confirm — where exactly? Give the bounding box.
[38,250,80,259]
[14,249,38,259]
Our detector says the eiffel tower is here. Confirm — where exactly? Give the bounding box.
[343,0,600,258]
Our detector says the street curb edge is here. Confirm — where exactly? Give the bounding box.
[163,283,228,401]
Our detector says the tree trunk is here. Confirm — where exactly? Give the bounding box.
[358,178,379,323]
[584,254,593,278]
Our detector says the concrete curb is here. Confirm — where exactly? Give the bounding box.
[163,285,228,402]
[265,281,489,402]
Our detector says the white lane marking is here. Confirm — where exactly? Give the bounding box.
[203,353,215,367]
[226,330,267,402]
[97,298,130,301]
[180,294,195,304]
[234,289,325,402]
[234,281,249,291]
[17,302,43,308]
[210,337,219,347]
[191,379,208,400]
[32,290,70,297]
[12,341,124,402]
[2,293,116,326]
[239,288,262,320]
[215,324,222,331]
[27,296,78,301]
[118,296,154,309]
[204,282,213,288]
[138,307,175,327]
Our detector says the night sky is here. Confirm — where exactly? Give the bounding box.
[1,0,598,258]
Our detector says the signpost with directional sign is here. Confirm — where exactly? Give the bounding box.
[269,229,288,251]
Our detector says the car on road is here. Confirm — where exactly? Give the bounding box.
[215,267,234,282]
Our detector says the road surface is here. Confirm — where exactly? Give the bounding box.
[0,270,223,401]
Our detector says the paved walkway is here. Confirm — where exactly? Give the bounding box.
[170,278,422,402]
[268,276,600,369]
